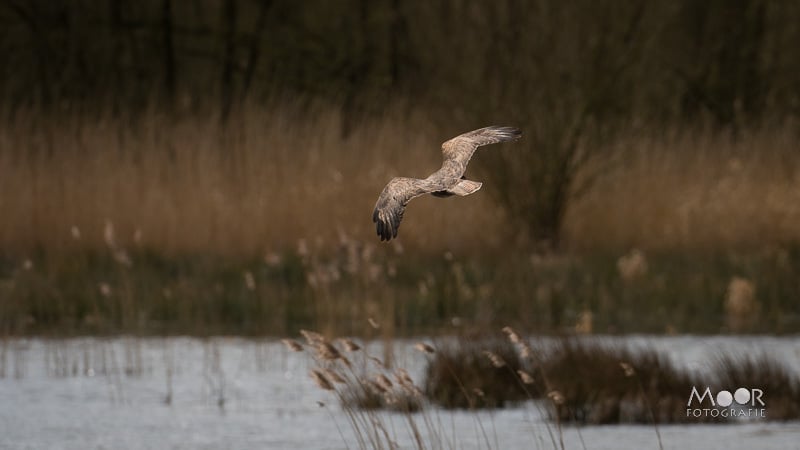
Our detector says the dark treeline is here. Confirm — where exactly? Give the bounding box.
[1,0,799,126]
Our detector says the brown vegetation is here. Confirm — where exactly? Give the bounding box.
[536,339,704,424]
[1,103,796,336]
[564,127,800,250]
[714,353,800,421]
[293,330,800,429]
[288,331,429,449]
[1,107,798,256]
[423,334,528,409]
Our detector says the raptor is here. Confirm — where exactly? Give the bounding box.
[372,126,521,241]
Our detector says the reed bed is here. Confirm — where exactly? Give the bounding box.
[1,105,799,336]
[714,353,800,421]
[0,104,506,257]
[287,327,800,449]
[1,234,799,336]
[565,125,800,250]
[534,338,702,425]
[423,330,800,424]
[422,333,529,409]
[1,106,799,255]
[284,331,437,450]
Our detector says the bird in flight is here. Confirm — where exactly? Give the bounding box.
[372,125,522,241]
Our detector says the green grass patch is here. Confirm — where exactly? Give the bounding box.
[1,246,798,336]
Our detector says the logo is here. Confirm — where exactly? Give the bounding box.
[686,386,765,418]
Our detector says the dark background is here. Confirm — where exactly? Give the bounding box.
[3,1,797,124]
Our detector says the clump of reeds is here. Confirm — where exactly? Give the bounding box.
[287,328,431,449]
[714,353,800,421]
[298,333,424,413]
[724,277,759,332]
[617,248,648,282]
[423,332,531,409]
[537,338,704,424]
[339,369,424,413]
[286,327,799,450]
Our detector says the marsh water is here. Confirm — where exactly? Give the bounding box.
[1,336,799,450]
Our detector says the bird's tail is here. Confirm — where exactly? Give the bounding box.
[447,179,482,196]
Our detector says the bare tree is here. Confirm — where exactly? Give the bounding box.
[5,1,54,106]
[161,0,176,107]
[341,0,370,138]
[471,0,650,247]
[220,0,238,122]
[240,0,273,102]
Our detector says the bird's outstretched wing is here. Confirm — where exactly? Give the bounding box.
[372,177,443,241]
[440,126,522,178]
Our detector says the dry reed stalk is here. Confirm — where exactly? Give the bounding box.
[482,350,506,368]
[310,369,335,391]
[619,362,635,377]
[317,341,343,361]
[300,329,324,345]
[725,277,758,332]
[547,390,565,405]
[281,339,304,352]
[368,356,385,368]
[368,379,388,394]
[394,368,414,387]
[617,249,648,281]
[414,343,435,354]
[340,338,361,352]
[323,368,347,384]
[502,326,533,360]
[501,326,521,344]
[375,374,394,391]
[517,370,535,385]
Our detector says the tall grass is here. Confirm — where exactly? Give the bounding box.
[0,103,508,257]
[1,104,799,335]
[565,125,800,250]
[2,105,799,255]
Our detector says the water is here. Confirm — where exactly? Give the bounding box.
[1,336,799,449]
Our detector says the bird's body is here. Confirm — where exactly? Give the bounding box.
[372,126,522,241]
